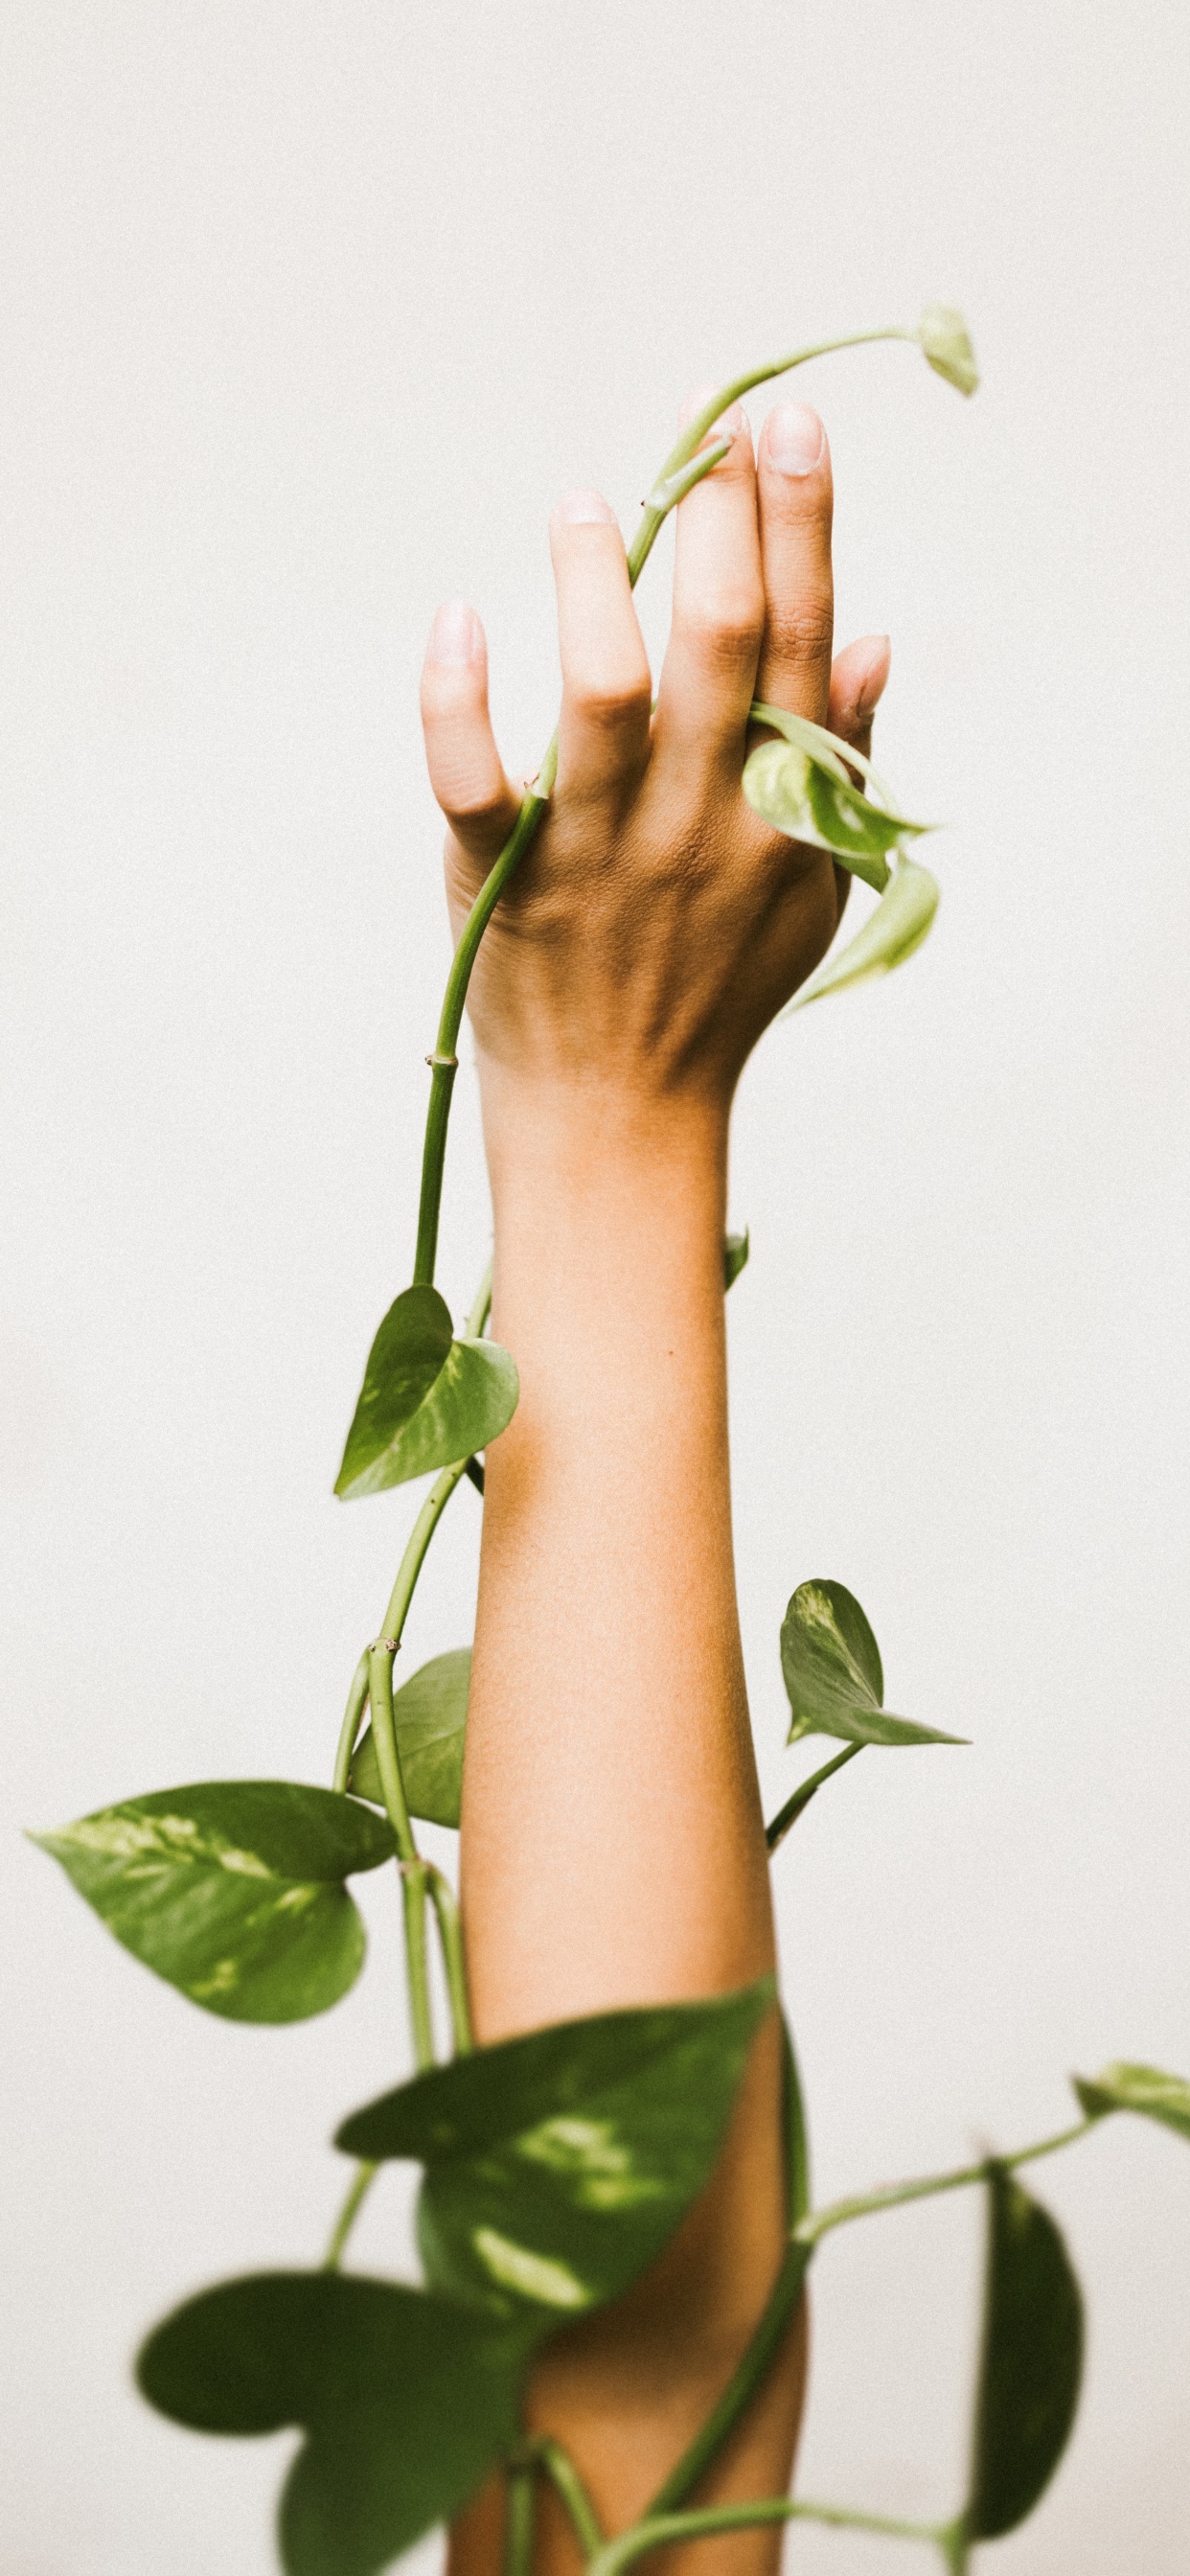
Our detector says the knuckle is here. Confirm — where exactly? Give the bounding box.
[765,588,835,668]
[684,583,766,663]
[568,662,652,728]
[433,754,509,825]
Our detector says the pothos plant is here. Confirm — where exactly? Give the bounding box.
[34,306,1190,2576]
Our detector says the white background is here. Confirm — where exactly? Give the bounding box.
[3,4,1188,2570]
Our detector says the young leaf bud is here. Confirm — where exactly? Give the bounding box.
[917,303,979,397]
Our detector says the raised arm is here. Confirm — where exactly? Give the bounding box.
[420,398,888,2574]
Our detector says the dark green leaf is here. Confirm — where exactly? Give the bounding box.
[966,2166,1084,2542]
[724,1230,750,1291]
[137,2270,522,2576]
[335,1286,518,1500]
[787,856,940,1011]
[336,1978,774,2325]
[782,2015,811,2228]
[32,1782,394,2022]
[349,1649,470,1828]
[1073,2061,1190,2142]
[780,1579,963,1748]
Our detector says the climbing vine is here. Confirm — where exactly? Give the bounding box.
[34,304,1190,2575]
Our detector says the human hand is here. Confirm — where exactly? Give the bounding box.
[420,397,889,1128]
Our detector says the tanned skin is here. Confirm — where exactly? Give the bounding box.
[418,390,889,2576]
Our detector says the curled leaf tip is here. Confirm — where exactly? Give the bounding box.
[918,303,979,397]
[788,855,940,1012]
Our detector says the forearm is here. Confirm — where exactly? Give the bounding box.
[454,1074,800,2568]
[461,1075,774,2033]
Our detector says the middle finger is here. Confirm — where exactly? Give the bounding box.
[653,397,766,771]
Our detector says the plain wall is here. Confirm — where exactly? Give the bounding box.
[2,4,1188,2570]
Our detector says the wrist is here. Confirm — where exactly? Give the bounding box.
[478,1061,731,1227]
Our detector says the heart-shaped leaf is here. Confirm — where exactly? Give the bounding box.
[724,1230,750,1291]
[137,2269,523,2576]
[786,855,940,1012]
[336,1977,774,2324]
[32,1782,395,2021]
[964,2166,1084,2542]
[335,1286,518,1500]
[781,1579,964,1748]
[349,1649,470,1828]
[1072,2061,1190,2142]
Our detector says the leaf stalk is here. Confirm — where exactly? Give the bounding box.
[797,2119,1096,2248]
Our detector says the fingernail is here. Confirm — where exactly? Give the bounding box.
[765,402,826,477]
[856,635,892,715]
[554,488,618,526]
[426,599,481,665]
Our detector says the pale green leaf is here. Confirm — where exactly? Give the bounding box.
[336,1979,774,2325]
[965,2167,1083,2541]
[349,1649,470,1829]
[750,700,901,807]
[724,1230,749,1291]
[786,856,940,1011]
[742,740,891,893]
[918,303,979,397]
[137,2270,523,2576]
[781,1578,964,1748]
[336,1286,518,1500]
[33,1782,394,2022]
[1072,2061,1190,2142]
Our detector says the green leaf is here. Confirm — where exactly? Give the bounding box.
[335,1285,518,1499]
[1072,2061,1190,2142]
[781,1579,964,1749]
[336,1977,774,2325]
[782,2015,811,2228]
[787,856,940,1011]
[349,1649,470,1828]
[137,2270,523,2576]
[32,1782,395,2022]
[724,1230,750,1291]
[749,700,914,814]
[965,2166,1083,2542]
[742,740,891,893]
[918,302,979,398]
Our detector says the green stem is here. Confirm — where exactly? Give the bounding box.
[413,795,550,1286]
[400,1858,436,2072]
[626,326,917,591]
[796,2118,1096,2248]
[426,1861,473,2054]
[332,1651,372,1796]
[367,1641,436,2067]
[534,2438,605,2558]
[766,1742,862,1853]
[504,2459,537,2576]
[645,2241,811,2518]
[322,2159,378,2269]
[587,2494,949,2576]
[367,1643,418,1864]
[410,324,919,1290]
